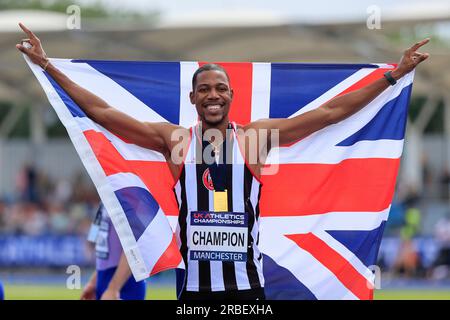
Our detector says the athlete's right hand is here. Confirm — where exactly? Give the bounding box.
[16,22,49,68]
[80,282,96,300]
[100,288,121,300]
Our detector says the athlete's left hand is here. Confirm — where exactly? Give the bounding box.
[392,38,430,79]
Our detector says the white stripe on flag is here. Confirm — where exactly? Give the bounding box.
[75,117,166,161]
[106,172,148,191]
[137,208,175,275]
[179,61,200,127]
[51,60,167,123]
[167,214,179,233]
[259,208,389,235]
[251,62,271,121]
[267,139,404,164]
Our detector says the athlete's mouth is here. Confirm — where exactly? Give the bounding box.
[206,104,222,111]
[204,103,224,112]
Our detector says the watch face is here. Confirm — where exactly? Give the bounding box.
[384,71,396,85]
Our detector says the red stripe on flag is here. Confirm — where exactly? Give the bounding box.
[110,132,133,144]
[286,233,374,300]
[260,158,399,216]
[199,62,253,125]
[336,67,393,96]
[150,233,183,276]
[84,130,179,216]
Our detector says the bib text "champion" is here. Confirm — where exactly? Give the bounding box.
[192,230,245,247]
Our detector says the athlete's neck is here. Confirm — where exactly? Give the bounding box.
[199,119,230,147]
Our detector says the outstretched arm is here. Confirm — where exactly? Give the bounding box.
[16,23,180,153]
[248,39,430,147]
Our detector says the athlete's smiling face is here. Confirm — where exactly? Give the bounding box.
[190,70,233,127]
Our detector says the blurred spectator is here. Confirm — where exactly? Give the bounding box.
[52,178,73,204]
[384,200,405,235]
[430,216,450,280]
[16,163,39,203]
[440,168,450,200]
[400,207,421,240]
[1,166,99,236]
[47,202,70,234]
[0,200,6,232]
[392,205,423,278]
[392,239,420,278]
[21,203,47,236]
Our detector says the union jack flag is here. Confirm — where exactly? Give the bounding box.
[25,57,413,300]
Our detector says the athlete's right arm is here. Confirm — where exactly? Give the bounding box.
[80,271,97,300]
[100,253,132,300]
[16,23,178,153]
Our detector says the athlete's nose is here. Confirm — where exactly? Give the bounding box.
[207,88,220,100]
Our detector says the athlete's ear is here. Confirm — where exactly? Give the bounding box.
[189,91,195,104]
[230,88,234,100]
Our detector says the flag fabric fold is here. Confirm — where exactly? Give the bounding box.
[25,56,413,299]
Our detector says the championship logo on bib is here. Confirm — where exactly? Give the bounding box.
[202,168,214,191]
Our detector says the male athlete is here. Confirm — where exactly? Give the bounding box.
[17,22,429,300]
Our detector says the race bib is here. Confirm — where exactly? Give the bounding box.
[188,211,248,262]
[95,219,110,259]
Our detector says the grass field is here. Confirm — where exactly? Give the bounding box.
[3,285,450,300]
[3,284,177,300]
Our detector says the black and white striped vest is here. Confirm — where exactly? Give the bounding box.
[173,122,264,292]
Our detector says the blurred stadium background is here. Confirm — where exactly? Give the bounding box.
[1,0,450,300]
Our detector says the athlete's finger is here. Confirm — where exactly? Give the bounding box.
[19,22,37,39]
[417,53,430,63]
[15,43,30,54]
[410,38,430,52]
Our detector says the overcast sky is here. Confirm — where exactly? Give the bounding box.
[84,0,450,20]
[4,0,449,35]
[74,0,450,35]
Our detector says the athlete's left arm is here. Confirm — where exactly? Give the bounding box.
[247,39,430,147]
[100,253,133,300]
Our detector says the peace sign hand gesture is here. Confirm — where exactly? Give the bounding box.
[16,22,49,69]
[392,38,430,79]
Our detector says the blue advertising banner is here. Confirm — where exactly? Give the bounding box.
[0,235,94,267]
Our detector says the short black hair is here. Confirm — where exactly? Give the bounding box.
[192,63,230,90]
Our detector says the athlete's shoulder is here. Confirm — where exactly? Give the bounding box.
[152,122,188,134]
[239,119,274,132]
[157,123,190,145]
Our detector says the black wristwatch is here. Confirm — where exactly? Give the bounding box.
[384,71,397,86]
